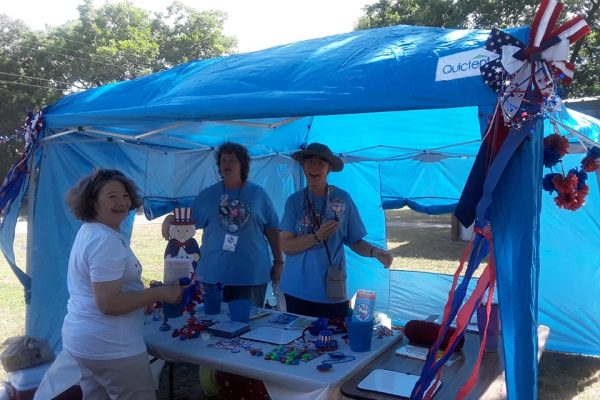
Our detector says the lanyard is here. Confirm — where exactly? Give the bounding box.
[304,185,335,264]
[304,184,328,229]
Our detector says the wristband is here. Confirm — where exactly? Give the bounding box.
[312,232,321,243]
[370,247,375,257]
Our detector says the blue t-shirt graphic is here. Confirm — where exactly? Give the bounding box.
[192,182,279,286]
[279,186,366,303]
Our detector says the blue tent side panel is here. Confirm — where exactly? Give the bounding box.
[539,154,600,355]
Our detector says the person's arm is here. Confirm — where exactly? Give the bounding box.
[264,227,284,282]
[161,214,175,240]
[280,220,340,255]
[93,279,183,316]
[349,239,393,268]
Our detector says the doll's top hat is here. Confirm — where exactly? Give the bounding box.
[173,207,195,225]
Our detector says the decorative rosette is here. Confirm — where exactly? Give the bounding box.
[542,133,595,211]
[581,146,600,173]
[551,168,589,211]
[543,133,569,167]
[480,0,590,127]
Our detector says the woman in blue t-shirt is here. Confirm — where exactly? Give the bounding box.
[162,142,283,308]
[279,143,393,319]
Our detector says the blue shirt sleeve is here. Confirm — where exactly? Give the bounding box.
[279,192,300,233]
[192,186,212,229]
[343,192,367,246]
[258,186,279,229]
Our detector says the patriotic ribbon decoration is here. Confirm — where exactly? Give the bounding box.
[411,220,496,400]
[415,2,591,399]
[0,111,43,220]
[480,0,590,125]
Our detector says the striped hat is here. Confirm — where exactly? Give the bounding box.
[173,207,195,225]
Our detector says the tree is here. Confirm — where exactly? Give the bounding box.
[355,0,599,97]
[0,15,64,181]
[45,0,237,88]
[0,1,237,178]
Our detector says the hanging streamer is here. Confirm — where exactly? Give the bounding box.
[412,1,590,399]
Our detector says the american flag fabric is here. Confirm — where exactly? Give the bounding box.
[481,28,525,94]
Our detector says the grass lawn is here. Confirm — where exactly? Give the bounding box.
[1,209,598,399]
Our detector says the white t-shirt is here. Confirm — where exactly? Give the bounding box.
[62,222,145,360]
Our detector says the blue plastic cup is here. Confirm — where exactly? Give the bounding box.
[347,319,374,352]
[203,288,222,315]
[228,299,252,323]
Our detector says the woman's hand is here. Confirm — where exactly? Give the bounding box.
[315,220,339,242]
[161,215,175,240]
[160,281,185,305]
[373,247,393,269]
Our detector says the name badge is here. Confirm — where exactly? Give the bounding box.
[223,234,238,252]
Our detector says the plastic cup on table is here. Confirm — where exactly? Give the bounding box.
[346,318,374,352]
[228,299,252,323]
[203,287,222,315]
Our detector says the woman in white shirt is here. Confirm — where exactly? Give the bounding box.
[62,169,183,400]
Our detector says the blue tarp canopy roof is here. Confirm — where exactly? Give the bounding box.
[45,24,508,125]
[2,23,599,400]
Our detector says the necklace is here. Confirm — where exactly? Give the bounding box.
[304,184,328,229]
[220,182,244,214]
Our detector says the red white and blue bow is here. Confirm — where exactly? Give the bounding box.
[481,0,590,124]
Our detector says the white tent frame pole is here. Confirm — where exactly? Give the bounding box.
[85,129,137,140]
[211,116,303,128]
[38,117,301,144]
[552,118,600,147]
[38,129,80,143]
[134,122,191,139]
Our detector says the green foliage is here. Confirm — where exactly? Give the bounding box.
[44,0,237,88]
[0,15,64,178]
[355,0,600,97]
[0,1,237,178]
[356,0,467,29]
[154,2,237,65]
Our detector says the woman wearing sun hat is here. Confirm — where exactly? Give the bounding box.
[279,142,393,319]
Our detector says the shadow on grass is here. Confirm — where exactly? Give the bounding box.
[387,226,466,262]
[539,352,600,400]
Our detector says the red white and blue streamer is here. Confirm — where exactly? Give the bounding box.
[414,1,591,399]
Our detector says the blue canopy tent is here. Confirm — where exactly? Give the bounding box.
[1,23,599,399]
